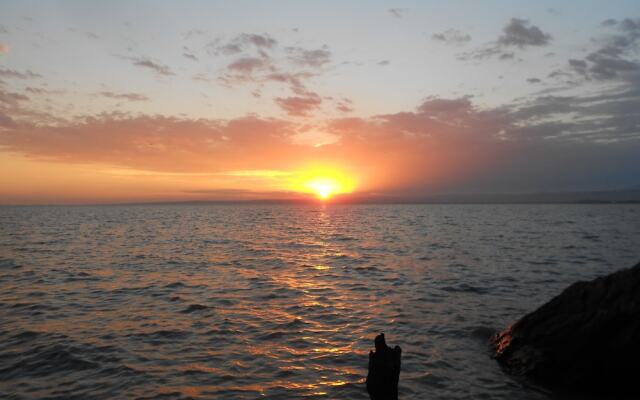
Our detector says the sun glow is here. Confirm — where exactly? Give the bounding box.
[307,177,339,199]
[291,167,356,201]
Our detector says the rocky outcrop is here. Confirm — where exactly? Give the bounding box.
[493,261,640,396]
[367,333,401,400]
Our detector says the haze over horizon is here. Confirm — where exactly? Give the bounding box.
[1,0,640,204]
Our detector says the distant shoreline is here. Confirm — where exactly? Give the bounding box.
[1,199,639,207]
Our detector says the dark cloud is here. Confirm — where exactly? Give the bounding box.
[568,18,640,80]
[377,60,390,66]
[527,78,541,83]
[130,57,174,76]
[498,18,551,47]
[98,91,149,101]
[432,29,472,45]
[458,18,550,61]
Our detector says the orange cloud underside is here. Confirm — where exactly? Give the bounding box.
[0,99,509,204]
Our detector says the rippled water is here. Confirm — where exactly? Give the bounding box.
[1,204,639,399]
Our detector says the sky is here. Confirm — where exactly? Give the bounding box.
[0,0,639,204]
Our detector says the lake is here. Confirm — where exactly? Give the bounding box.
[1,204,639,399]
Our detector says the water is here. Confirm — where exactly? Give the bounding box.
[0,204,639,399]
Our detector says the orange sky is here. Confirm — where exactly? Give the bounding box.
[1,2,640,204]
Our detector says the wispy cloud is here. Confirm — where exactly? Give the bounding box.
[0,68,41,79]
[286,45,331,68]
[432,29,472,45]
[388,8,404,18]
[129,57,174,76]
[209,33,277,55]
[98,91,149,101]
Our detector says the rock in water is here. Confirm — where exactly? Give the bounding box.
[493,261,640,396]
[366,333,401,400]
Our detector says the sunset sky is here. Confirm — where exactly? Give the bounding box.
[1,0,639,204]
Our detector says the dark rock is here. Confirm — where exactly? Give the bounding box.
[366,333,401,400]
[493,261,640,396]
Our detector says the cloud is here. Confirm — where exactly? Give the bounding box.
[25,86,64,95]
[388,8,404,18]
[286,46,331,68]
[0,114,304,172]
[0,43,9,54]
[274,92,322,116]
[0,25,7,34]
[0,112,16,128]
[219,57,273,85]
[568,18,640,80]
[527,78,541,83]
[227,57,269,74]
[336,98,354,113]
[0,68,41,79]
[377,60,390,66]
[183,52,198,61]
[458,18,550,61]
[0,90,29,107]
[210,33,277,55]
[432,29,471,45]
[2,84,640,195]
[98,91,149,101]
[192,73,210,82]
[264,71,312,94]
[498,18,551,47]
[130,57,174,76]
[213,37,329,117]
[182,46,198,61]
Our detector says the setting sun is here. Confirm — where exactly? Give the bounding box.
[307,177,339,200]
[288,166,356,201]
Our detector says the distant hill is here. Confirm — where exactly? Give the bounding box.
[412,188,640,204]
[333,186,640,204]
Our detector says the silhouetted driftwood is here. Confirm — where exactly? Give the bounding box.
[366,333,401,400]
[493,261,640,396]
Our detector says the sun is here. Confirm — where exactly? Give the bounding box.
[291,166,356,201]
[307,178,339,200]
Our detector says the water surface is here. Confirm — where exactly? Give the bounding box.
[1,204,639,399]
